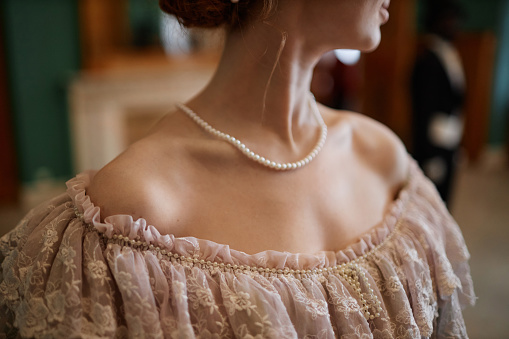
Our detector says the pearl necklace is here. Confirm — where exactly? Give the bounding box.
[176,98,327,171]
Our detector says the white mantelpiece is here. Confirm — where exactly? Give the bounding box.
[69,57,216,172]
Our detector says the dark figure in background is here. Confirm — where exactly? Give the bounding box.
[411,0,465,206]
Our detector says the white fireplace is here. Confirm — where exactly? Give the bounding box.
[69,57,216,172]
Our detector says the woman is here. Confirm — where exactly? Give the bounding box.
[0,0,474,337]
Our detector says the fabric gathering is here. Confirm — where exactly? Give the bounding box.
[0,159,475,338]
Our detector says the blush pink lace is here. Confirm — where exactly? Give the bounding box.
[0,159,475,338]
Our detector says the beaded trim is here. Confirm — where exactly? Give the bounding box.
[73,206,406,320]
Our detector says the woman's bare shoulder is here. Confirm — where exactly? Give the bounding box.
[86,136,181,224]
[323,106,410,188]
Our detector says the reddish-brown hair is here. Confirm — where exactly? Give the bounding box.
[159,0,278,29]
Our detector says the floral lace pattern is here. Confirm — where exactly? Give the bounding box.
[0,159,475,338]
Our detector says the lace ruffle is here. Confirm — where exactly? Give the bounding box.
[0,159,475,338]
[67,167,410,271]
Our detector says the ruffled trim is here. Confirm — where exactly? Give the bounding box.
[1,157,475,338]
[67,164,415,271]
[66,158,476,320]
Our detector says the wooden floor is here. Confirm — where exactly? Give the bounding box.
[450,164,509,338]
[0,162,507,338]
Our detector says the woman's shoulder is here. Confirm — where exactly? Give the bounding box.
[323,106,410,188]
[86,136,181,225]
[86,108,209,223]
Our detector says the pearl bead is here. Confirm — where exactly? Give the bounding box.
[175,96,327,172]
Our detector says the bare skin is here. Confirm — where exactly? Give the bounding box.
[87,0,406,255]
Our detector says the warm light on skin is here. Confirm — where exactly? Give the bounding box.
[301,0,389,53]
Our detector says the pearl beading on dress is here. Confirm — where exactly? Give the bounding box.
[176,98,328,171]
[73,207,407,321]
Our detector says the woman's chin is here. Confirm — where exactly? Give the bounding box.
[357,33,382,53]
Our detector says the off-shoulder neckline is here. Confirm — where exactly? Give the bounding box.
[67,160,419,270]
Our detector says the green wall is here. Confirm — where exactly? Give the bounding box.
[128,0,161,48]
[416,0,502,32]
[489,0,509,145]
[1,0,80,183]
[461,0,501,32]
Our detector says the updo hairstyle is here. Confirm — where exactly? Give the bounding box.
[159,0,278,29]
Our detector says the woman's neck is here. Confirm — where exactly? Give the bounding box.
[188,14,323,146]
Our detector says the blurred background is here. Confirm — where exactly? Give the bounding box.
[0,0,507,337]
